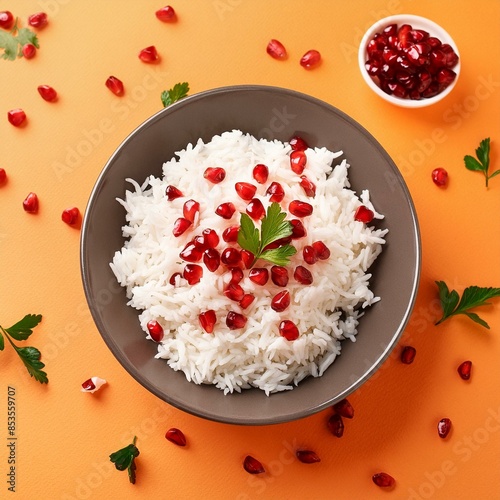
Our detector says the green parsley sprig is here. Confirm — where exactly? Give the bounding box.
[464,138,499,188]
[0,19,39,61]
[435,281,500,329]
[109,436,140,484]
[0,314,48,383]
[161,82,189,107]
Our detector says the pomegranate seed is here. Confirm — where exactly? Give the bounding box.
[220,247,241,266]
[279,320,299,341]
[437,418,452,438]
[156,5,176,22]
[299,176,316,197]
[222,225,239,243]
[401,345,416,364]
[437,68,456,87]
[224,283,245,301]
[203,248,220,272]
[81,376,107,393]
[296,450,320,464]
[0,168,6,185]
[372,472,395,488]
[202,228,219,248]
[263,236,292,251]
[289,200,313,217]
[165,185,183,200]
[246,198,265,220]
[169,272,182,286]
[266,39,287,60]
[327,413,344,437]
[354,205,374,223]
[300,49,321,69]
[241,250,254,269]
[193,235,206,249]
[8,109,27,127]
[312,241,330,260]
[249,268,269,286]
[303,245,318,265]
[179,242,203,262]
[239,293,255,309]
[147,320,164,342]
[22,43,36,59]
[271,266,289,287]
[172,217,192,237]
[215,202,236,220]
[290,150,307,174]
[105,76,124,96]
[266,182,285,202]
[199,310,217,333]
[165,428,186,446]
[23,192,38,213]
[432,167,448,187]
[203,167,226,184]
[294,265,313,285]
[252,164,269,184]
[271,290,290,312]
[138,45,159,63]
[28,12,48,28]
[183,264,203,284]
[333,399,354,419]
[229,267,244,284]
[457,360,472,380]
[0,11,14,30]
[37,85,58,102]
[183,199,200,223]
[289,135,308,151]
[235,182,257,201]
[243,455,265,474]
[290,219,306,239]
[226,311,247,330]
[61,207,80,225]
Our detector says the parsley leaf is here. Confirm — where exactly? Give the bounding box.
[464,138,500,187]
[161,82,189,107]
[5,314,42,341]
[0,31,19,61]
[435,281,500,328]
[0,21,39,61]
[110,436,140,484]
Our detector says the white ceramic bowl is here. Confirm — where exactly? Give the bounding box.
[358,14,461,108]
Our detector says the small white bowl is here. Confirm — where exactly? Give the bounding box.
[358,14,461,108]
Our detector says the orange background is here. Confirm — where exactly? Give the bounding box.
[1,1,499,499]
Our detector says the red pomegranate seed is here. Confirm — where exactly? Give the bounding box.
[289,135,308,151]
[202,228,219,248]
[372,472,395,488]
[239,293,255,309]
[169,272,182,286]
[8,109,27,127]
[179,242,203,262]
[165,185,183,200]
[215,202,236,219]
[290,150,307,174]
[263,236,292,251]
[249,268,269,286]
[23,192,38,213]
[271,290,290,312]
[266,39,287,60]
[173,217,192,237]
[289,200,313,217]
[81,378,96,392]
[252,164,269,184]
[138,45,159,63]
[457,360,472,380]
[241,249,254,269]
[147,320,164,342]
[229,267,244,284]
[222,225,239,243]
[226,311,247,330]
[0,11,14,30]
[432,167,448,187]
[266,182,285,202]
[243,455,265,474]
[401,345,416,364]
[437,68,456,87]
[61,207,80,225]
[203,167,226,184]
[354,205,374,223]
[312,241,330,260]
[193,235,206,249]
[333,399,354,419]
[327,413,344,437]
[235,182,257,201]
[300,49,321,69]
[156,5,176,22]
[199,310,216,333]
[221,247,241,266]
[183,199,200,223]
[299,176,316,197]
[37,85,58,102]
[165,428,186,446]
[224,283,245,301]
[22,43,36,59]
[279,320,299,341]
[303,245,318,265]
[294,265,313,285]
[105,76,124,96]
[246,198,265,220]
[290,219,306,239]
[437,418,452,438]
[296,450,320,464]
[271,266,289,287]
[183,264,203,284]
[28,12,48,28]
[203,248,220,272]
[0,168,6,185]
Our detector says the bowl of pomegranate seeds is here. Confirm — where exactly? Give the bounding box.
[358,14,460,107]
[81,85,421,424]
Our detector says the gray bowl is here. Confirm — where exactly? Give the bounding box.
[80,85,420,425]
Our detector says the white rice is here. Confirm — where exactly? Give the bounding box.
[110,130,387,395]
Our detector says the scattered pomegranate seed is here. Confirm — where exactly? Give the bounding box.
[333,399,354,419]
[61,207,80,225]
[271,290,290,312]
[229,267,244,283]
[22,43,36,59]
[457,360,472,380]
[296,450,320,464]
[294,265,313,285]
[312,241,330,260]
[203,248,220,272]
[437,418,452,438]
[224,283,245,301]
[266,39,287,60]
[147,320,164,342]
[372,472,395,488]
[179,242,203,262]
[246,198,265,220]
[183,199,200,223]
[105,76,124,96]
[23,192,38,213]
[249,268,269,286]
[432,167,448,187]
[203,167,226,184]
[8,109,27,127]
[239,293,255,309]
[0,168,6,185]
[290,219,306,239]
[271,266,289,287]
[172,217,192,237]
[252,164,269,184]
[222,225,239,243]
[289,135,308,151]
[156,5,176,22]
[81,376,107,393]
[199,310,216,333]
[202,228,219,248]
[221,247,241,266]
[300,49,321,69]
[226,311,247,330]
[354,205,374,223]
[165,428,186,446]
[266,182,285,202]
[165,185,183,200]
[303,245,318,265]
[215,202,236,220]
[235,182,257,201]
[299,176,316,197]
[193,235,206,249]
[401,345,416,364]
[28,12,48,28]
[279,320,299,341]
[138,45,159,63]
[241,250,254,269]
[327,413,344,437]
[243,455,265,474]
[0,11,14,30]
[37,85,58,102]
[183,264,203,284]
[169,272,182,286]
[289,200,313,218]
[290,150,307,174]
